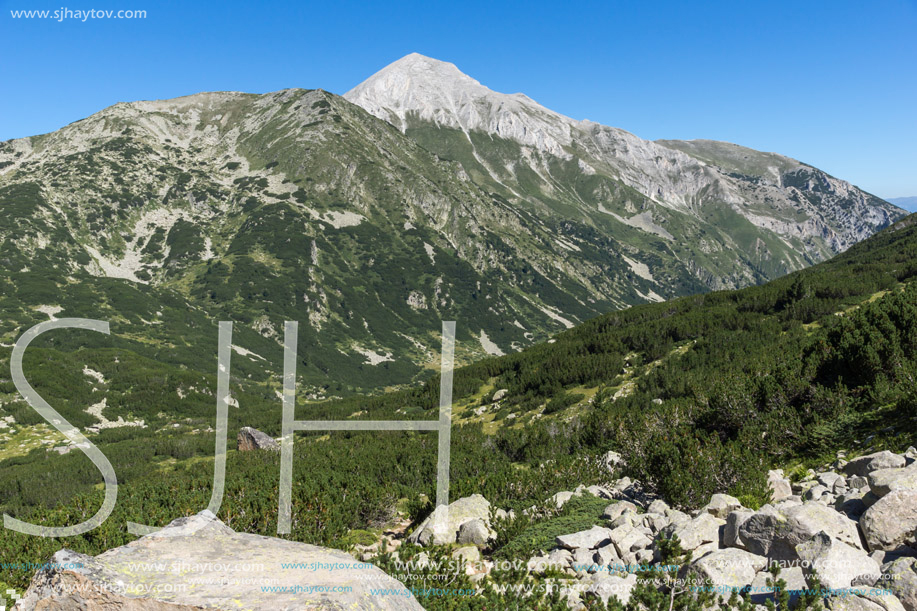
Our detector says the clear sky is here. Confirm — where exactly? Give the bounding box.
[2,0,915,199]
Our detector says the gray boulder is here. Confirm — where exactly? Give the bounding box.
[13,511,422,611]
[724,509,755,549]
[661,512,724,551]
[845,451,906,477]
[408,494,491,546]
[885,557,917,611]
[768,469,793,502]
[796,532,881,590]
[860,489,917,553]
[868,466,917,498]
[828,595,906,611]
[457,518,492,545]
[748,566,807,605]
[584,573,638,606]
[556,526,614,551]
[689,548,767,591]
[738,502,861,560]
[701,493,743,518]
[603,500,638,521]
[237,427,279,451]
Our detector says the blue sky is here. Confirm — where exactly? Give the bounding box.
[2,0,915,199]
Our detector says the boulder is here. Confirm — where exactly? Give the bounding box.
[688,548,767,591]
[556,526,614,551]
[602,500,637,521]
[661,512,724,551]
[724,509,755,549]
[647,499,670,515]
[584,572,638,606]
[551,490,580,509]
[868,467,917,498]
[457,518,492,545]
[768,470,793,502]
[237,427,279,451]
[884,557,917,611]
[738,502,861,560]
[804,484,830,502]
[828,595,907,611]
[701,494,744,518]
[748,566,807,605]
[609,526,652,557]
[845,451,906,477]
[14,511,422,611]
[408,494,491,546]
[796,532,881,590]
[860,489,917,553]
[491,388,508,402]
[572,547,596,574]
[586,485,614,499]
[594,543,620,568]
[835,491,869,520]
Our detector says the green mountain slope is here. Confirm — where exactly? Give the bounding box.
[2,213,915,599]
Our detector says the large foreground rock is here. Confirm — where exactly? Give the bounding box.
[860,489,917,553]
[885,557,917,611]
[739,502,861,560]
[795,532,881,590]
[14,510,422,610]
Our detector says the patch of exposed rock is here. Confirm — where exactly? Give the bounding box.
[14,510,422,610]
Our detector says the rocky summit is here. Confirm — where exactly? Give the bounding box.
[14,510,423,610]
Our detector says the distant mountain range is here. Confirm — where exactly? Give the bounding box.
[887,196,917,211]
[0,53,905,395]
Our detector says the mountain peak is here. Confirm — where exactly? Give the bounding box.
[345,53,575,155]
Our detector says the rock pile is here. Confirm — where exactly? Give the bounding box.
[525,448,917,609]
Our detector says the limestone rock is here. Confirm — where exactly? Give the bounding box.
[556,526,614,551]
[237,427,279,451]
[796,532,881,590]
[603,500,637,521]
[860,489,917,553]
[868,467,917,498]
[584,573,638,606]
[689,548,767,591]
[14,511,422,610]
[884,557,917,611]
[408,494,491,546]
[456,518,492,545]
[739,502,861,560]
[768,469,793,502]
[661,512,724,551]
[701,493,743,518]
[845,452,906,477]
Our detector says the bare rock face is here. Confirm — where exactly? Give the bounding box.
[237,427,279,451]
[14,511,422,610]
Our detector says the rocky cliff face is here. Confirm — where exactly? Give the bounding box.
[13,510,423,610]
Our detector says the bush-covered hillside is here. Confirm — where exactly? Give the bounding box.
[1,215,916,599]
